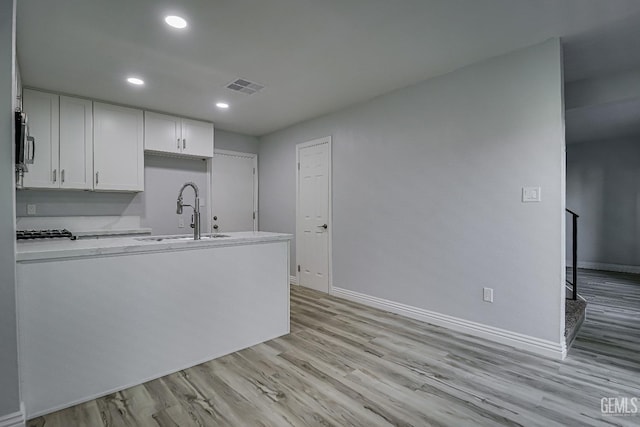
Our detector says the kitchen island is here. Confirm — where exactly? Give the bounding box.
[16,232,292,418]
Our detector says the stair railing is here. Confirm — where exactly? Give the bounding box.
[566,208,579,300]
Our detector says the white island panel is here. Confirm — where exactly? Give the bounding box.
[18,240,289,418]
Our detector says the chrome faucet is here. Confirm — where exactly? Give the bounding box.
[176,182,201,240]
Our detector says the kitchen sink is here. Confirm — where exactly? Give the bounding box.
[136,234,230,242]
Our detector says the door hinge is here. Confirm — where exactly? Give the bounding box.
[253,168,256,175]
[297,265,300,272]
[253,211,256,220]
[298,162,300,170]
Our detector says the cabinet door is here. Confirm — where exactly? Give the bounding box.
[144,111,181,154]
[59,96,93,189]
[93,103,144,191]
[21,90,59,189]
[181,119,214,158]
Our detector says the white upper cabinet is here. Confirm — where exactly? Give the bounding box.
[144,111,181,154]
[144,112,213,158]
[22,91,141,192]
[21,89,60,189]
[94,102,144,192]
[182,118,214,158]
[22,90,93,190]
[21,90,212,193]
[59,96,93,190]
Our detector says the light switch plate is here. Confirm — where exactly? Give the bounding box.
[483,287,494,303]
[522,186,541,203]
[27,204,36,215]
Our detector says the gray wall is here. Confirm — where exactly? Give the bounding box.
[0,0,21,417]
[215,129,259,154]
[16,129,258,235]
[137,154,209,235]
[259,39,565,343]
[567,138,640,267]
[16,189,142,218]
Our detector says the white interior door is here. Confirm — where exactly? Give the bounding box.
[211,151,257,232]
[296,137,331,293]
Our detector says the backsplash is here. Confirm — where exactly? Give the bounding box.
[16,215,150,236]
[16,190,142,217]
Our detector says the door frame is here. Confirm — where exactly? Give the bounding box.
[295,136,333,293]
[209,149,259,232]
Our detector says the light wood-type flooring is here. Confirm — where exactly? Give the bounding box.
[29,269,640,426]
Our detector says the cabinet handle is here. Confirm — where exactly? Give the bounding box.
[177,138,181,150]
[183,139,186,150]
[95,171,99,185]
[61,169,65,184]
[52,169,57,183]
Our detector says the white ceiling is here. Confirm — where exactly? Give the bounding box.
[563,12,640,83]
[562,11,640,144]
[16,0,640,136]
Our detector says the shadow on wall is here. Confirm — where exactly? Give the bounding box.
[601,155,640,264]
[566,138,640,267]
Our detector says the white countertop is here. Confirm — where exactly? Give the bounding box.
[72,228,153,237]
[17,232,292,262]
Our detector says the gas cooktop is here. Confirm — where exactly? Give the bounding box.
[16,229,76,240]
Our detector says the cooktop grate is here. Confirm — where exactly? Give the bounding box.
[16,229,77,240]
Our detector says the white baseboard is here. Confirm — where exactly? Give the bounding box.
[290,275,298,285]
[331,287,566,360]
[574,261,640,275]
[0,404,25,427]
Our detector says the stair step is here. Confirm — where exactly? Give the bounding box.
[565,297,587,348]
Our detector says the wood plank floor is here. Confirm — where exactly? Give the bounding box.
[29,270,640,426]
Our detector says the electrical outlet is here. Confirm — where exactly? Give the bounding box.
[178,217,185,228]
[483,287,494,303]
[27,204,36,215]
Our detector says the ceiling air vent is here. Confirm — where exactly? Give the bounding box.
[226,78,264,95]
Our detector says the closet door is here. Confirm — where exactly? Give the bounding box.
[212,151,257,232]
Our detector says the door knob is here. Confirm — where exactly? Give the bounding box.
[318,224,328,229]
[213,225,219,230]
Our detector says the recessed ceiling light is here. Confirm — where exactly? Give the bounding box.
[216,102,229,109]
[126,77,145,86]
[165,15,187,29]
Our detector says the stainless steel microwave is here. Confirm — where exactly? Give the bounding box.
[15,111,35,186]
